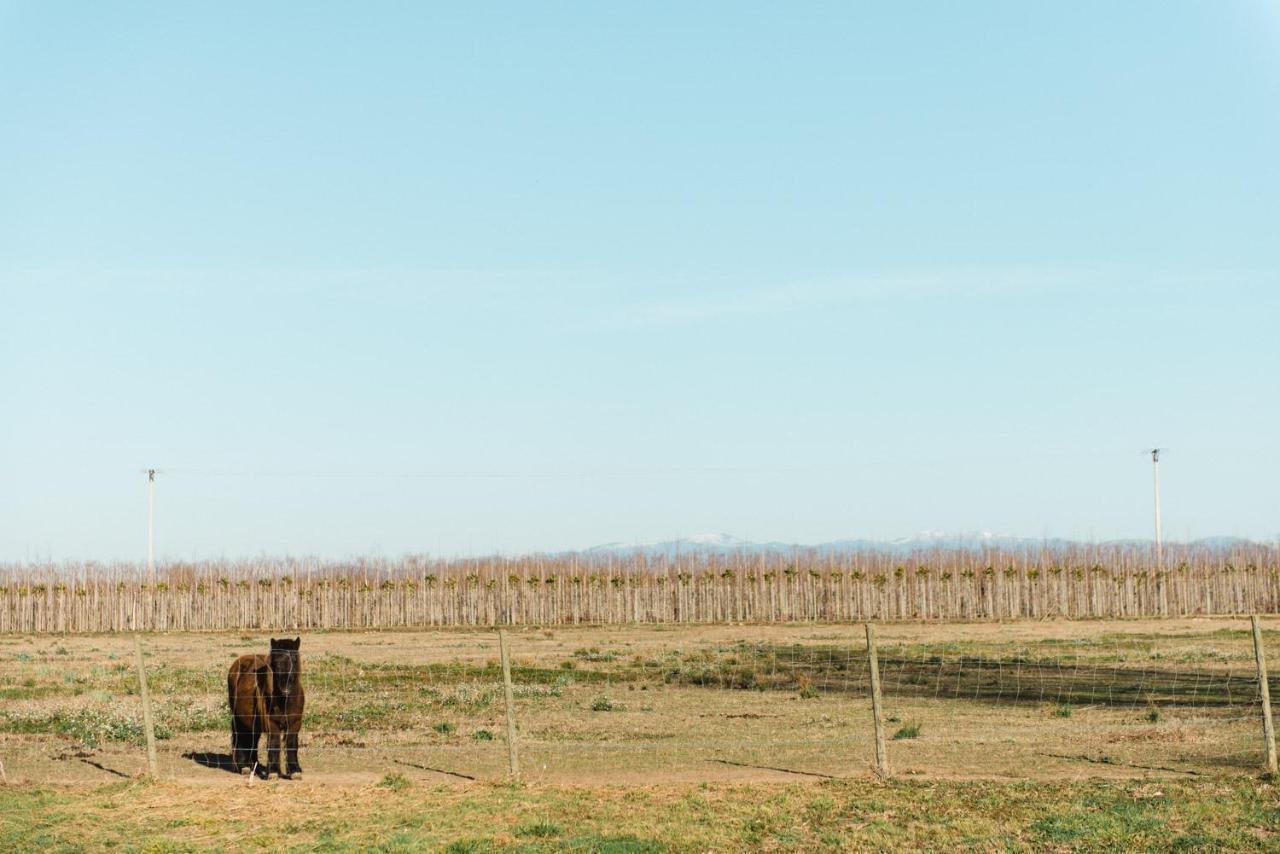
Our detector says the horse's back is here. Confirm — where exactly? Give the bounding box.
[228,653,267,683]
[228,654,268,724]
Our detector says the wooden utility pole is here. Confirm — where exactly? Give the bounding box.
[1251,616,1277,775]
[133,635,159,777]
[865,622,890,777]
[498,629,520,779]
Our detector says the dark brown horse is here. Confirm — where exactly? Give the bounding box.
[227,637,305,779]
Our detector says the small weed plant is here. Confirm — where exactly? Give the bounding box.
[377,772,411,791]
[892,722,921,740]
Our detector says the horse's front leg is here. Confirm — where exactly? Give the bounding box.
[266,729,284,779]
[285,731,302,779]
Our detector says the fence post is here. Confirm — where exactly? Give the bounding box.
[864,622,890,778]
[133,634,159,778]
[1250,615,1277,776]
[497,628,520,780]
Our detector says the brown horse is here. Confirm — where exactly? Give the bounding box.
[227,637,305,779]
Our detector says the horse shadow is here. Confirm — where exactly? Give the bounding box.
[182,751,239,774]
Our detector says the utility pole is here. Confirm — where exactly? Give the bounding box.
[1148,449,1163,569]
[141,469,161,583]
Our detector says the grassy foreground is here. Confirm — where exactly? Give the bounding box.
[2,776,1277,852]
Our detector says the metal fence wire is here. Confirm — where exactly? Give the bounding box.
[1,618,1276,785]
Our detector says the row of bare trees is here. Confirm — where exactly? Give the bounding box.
[3,543,1278,632]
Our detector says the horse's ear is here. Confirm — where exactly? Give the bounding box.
[294,637,301,647]
[269,637,279,648]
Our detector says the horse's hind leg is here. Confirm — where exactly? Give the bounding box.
[285,731,302,778]
[250,729,264,777]
[230,721,249,773]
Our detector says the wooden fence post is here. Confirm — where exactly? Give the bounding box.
[498,629,520,780]
[865,622,890,778]
[1250,616,1277,776]
[133,635,159,778]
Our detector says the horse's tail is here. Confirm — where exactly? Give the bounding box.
[227,662,239,752]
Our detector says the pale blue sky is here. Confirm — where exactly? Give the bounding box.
[2,2,1278,561]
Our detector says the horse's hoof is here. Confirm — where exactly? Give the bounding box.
[291,773,303,781]
[238,767,250,776]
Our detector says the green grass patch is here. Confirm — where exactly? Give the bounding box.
[377,772,412,791]
[0,706,164,746]
[515,820,561,838]
[0,777,1274,851]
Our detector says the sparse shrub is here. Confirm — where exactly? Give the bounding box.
[472,729,494,741]
[1146,707,1161,723]
[1054,704,1074,718]
[574,647,616,663]
[434,721,456,734]
[435,684,495,711]
[377,772,411,791]
[591,695,615,712]
[892,722,920,740]
[516,821,561,838]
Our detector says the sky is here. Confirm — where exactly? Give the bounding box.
[2,2,1279,562]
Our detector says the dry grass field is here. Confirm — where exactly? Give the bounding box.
[2,618,1278,849]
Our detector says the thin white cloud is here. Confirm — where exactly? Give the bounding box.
[584,266,1273,331]
[587,267,1065,330]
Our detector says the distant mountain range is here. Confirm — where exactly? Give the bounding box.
[578,532,1261,559]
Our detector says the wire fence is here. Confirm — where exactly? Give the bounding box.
[1,618,1276,786]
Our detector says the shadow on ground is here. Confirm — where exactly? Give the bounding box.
[183,751,238,773]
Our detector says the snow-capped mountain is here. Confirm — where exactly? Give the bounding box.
[583,533,757,559]
[578,531,1259,558]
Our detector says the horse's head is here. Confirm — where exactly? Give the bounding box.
[269,637,302,696]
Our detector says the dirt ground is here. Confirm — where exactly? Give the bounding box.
[1,616,1275,788]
